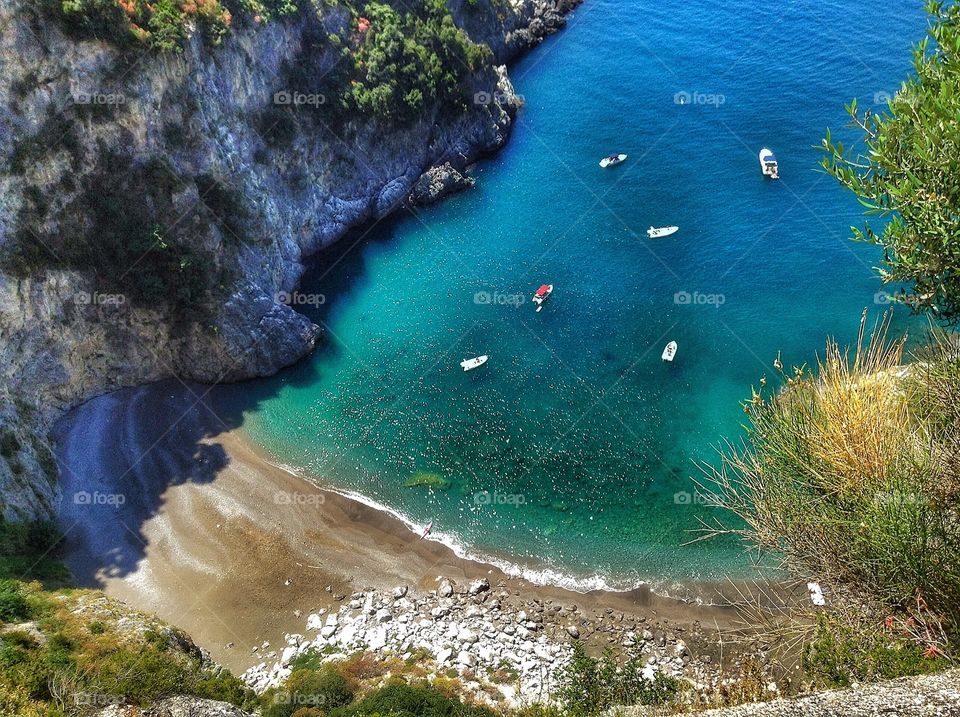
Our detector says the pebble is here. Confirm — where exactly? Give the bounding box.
[241,581,715,708]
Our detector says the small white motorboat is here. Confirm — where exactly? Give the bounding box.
[532,284,553,312]
[599,153,627,168]
[420,520,433,540]
[661,341,677,362]
[460,355,489,372]
[759,147,779,179]
[647,226,679,238]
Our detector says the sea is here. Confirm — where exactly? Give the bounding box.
[217,0,929,594]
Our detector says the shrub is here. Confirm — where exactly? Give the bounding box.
[0,581,31,624]
[328,682,494,717]
[5,153,222,313]
[0,583,252,711]
[702,314,960,630]
[822,1,960,320]
[348,1,491,123]
[291,708,323,717]
[0,431,20,459]
[0,521,67,586]
[556,642,681,717]
[288,648,326,671]
[804,613,951,688]
[512,706,565,717]
[50,0,298,50]
[261,666,355,717]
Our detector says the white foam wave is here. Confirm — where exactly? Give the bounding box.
[261,458,647,595]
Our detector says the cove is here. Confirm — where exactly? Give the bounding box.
[216,0,927,592]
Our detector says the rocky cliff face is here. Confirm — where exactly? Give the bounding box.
[0,0,581,521]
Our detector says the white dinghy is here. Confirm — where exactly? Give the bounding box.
[460,355,489,372]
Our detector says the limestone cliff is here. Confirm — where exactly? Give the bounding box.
[0,0,581,520]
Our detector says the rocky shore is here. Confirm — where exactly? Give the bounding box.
[242,577,723,707]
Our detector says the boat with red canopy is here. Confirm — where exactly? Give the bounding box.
[533,284,553,312]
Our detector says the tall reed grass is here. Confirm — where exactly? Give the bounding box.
[700,312,960,635]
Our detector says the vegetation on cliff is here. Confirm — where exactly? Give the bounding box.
[702,315,960,684]
[48,0,298,49]
[45,0,492,123]
[344,1,491,122]
[3,0,496,314]
[822,0,960,321]
[0,522,251,717]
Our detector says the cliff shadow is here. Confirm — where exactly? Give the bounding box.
[54,211,408,587]
[54,361,320,587]
[285,208,413,331]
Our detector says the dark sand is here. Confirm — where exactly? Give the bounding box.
[54,381,755,674]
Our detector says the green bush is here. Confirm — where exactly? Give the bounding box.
[291,708,323,717]
[703,317,960,633]
[50,0,298,50]
[261,666,355,717]
[5,153,222,313]
[803,614,951,688]
[0,520,69,586]
[0,581,31,624]
[288,648,327,671]
[0,582,252,711]
[822,1,960,320]
[556,642,681,717]
[0,431,20,459]
[348,1,491,123]
[511,706,565,717]
[328,682,494,717]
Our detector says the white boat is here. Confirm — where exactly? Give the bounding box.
[759,147,779,179]
[647,226,679,238]
[599,153,627,168]
[420,521,433,540]
[661,341,677,362]
[460,355,489,372]
[532,284,553,312]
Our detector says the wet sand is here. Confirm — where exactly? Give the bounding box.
[54,380,753,674]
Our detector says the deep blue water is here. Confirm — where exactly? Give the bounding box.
[221,0,928,591]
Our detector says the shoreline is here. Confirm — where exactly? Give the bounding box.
[54,381,758,676]
[255,451,744,604]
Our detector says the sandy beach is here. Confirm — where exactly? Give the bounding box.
[53,380,754,675]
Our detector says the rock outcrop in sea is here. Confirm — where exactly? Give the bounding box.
[0,0,582,520]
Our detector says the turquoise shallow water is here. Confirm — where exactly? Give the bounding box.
[221,0,928,591]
